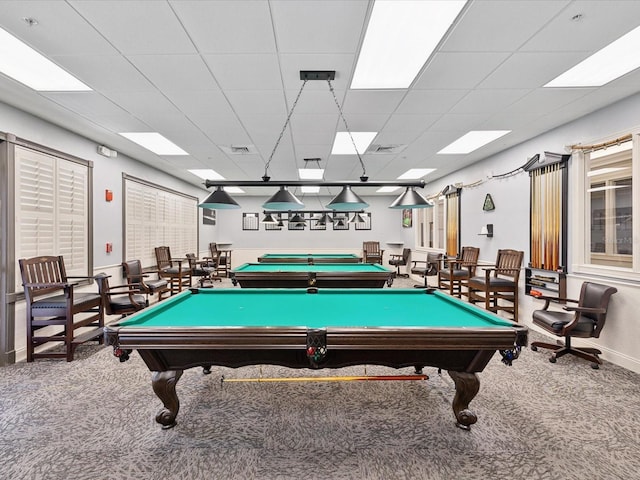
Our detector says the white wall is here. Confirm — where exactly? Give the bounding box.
[417,91,640,373]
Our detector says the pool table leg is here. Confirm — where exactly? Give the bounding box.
[447,371,480,430]
[152,369,184,429]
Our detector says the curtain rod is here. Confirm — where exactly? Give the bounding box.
[568,134,632,153]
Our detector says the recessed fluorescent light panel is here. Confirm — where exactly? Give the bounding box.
[351,0,467,89]
[298,168,325,180]
[331,132,377,154]
[119,132,188,155]
[545,25,640,87]
[0,27,91,91]
[398,168,436,179]
[188,169,225,180]
[376,186,402,193]
[223,186,245,194]
[438,130,511,154]
[301,186,321,193]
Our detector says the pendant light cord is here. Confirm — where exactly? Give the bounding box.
[263,79,308,181]
[327,78,367,180]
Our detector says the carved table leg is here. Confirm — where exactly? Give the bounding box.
[448,371,480,430]
[152,370,184,429]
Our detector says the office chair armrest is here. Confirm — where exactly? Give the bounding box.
[562,305,606,314]
[560,306,607,334]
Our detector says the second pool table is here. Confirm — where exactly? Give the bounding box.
[257,253,362,263]
[105,288,528,431]
[231,262,394,288]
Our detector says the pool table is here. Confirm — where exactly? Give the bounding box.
[231,262,394,288]
[257,253,362,263]
[104,288,527,430]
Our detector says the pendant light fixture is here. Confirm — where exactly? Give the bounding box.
[200,71,431,210]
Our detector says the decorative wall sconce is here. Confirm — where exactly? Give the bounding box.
[479,224,494,237]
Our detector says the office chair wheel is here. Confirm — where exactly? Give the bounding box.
[530,345,538,351]
[591,363,600,370]
[549,356,556,363]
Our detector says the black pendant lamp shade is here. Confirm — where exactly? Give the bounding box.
[199,186,241,210]
[389,187,433,209]
[326,185,369,210]
[261,213,278,223]
[263,186,304,210]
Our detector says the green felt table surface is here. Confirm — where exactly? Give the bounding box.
[233,263,392,273]
[118,288,515,330]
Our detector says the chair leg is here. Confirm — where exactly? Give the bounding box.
[531,337,602,367]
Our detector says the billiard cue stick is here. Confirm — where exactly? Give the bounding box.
[220,374,429,384]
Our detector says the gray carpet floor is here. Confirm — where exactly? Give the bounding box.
[2,277,640,479]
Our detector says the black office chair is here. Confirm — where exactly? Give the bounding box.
[530,281,617,369]
[388,248,411,278]
[411,252,441,288]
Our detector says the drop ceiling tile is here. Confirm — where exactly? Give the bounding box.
[342,90,406,115]
[69,0,196,54]
[396,90,468,114]
[225,90,287,115]
[478,52,590,89]
[203,54,282,90]
[127,55,217,92]
[172,0,276,54]
[442,0,570,52]
[415,52,511,89]
[49,54,155,93]
[270,0,367,54]
[449,89,530,114]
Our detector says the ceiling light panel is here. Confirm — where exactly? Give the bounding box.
[188,169,225,180]
[398,168,436,179]
[351,0,467,89]
[331,132,377,154]
[545,25,640,87]
[438,130,511,154]
[119,132,188,155]
[298,168,325,180]
[0,27,91,91]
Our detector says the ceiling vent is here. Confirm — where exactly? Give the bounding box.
[367,144,406,154]
[220,145,257,155]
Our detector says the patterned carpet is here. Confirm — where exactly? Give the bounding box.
[2,278,640,479]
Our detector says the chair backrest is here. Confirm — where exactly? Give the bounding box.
[122,259,144,285]
[460,246,480,267]
[493,249,524,280]
[363,241,381,255]
[400,248,411,263]
[19,255,68,301]
[185,253,197,271]
[426,252,442,275]
[94,273,116,315]
[579,282,617,338]
[155,246,172,270]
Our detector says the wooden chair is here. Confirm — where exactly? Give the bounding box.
[438,246,480,298]
[530,282,617,369]
[185,253,219,287]
[154,246,192,295]
[18,255,103,362]
[362,241,384,264]
[122,259,169,303]
[467,249,524,321]
[94,273,147,318]
[388,248,411,277]
[411,252,442,288]
[207,243,232,277]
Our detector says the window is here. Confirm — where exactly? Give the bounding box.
[123,175,198,268]
[587,146,632,267]
[574,135,638,278]
[14,145,91,290]
[415,197,445,251]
